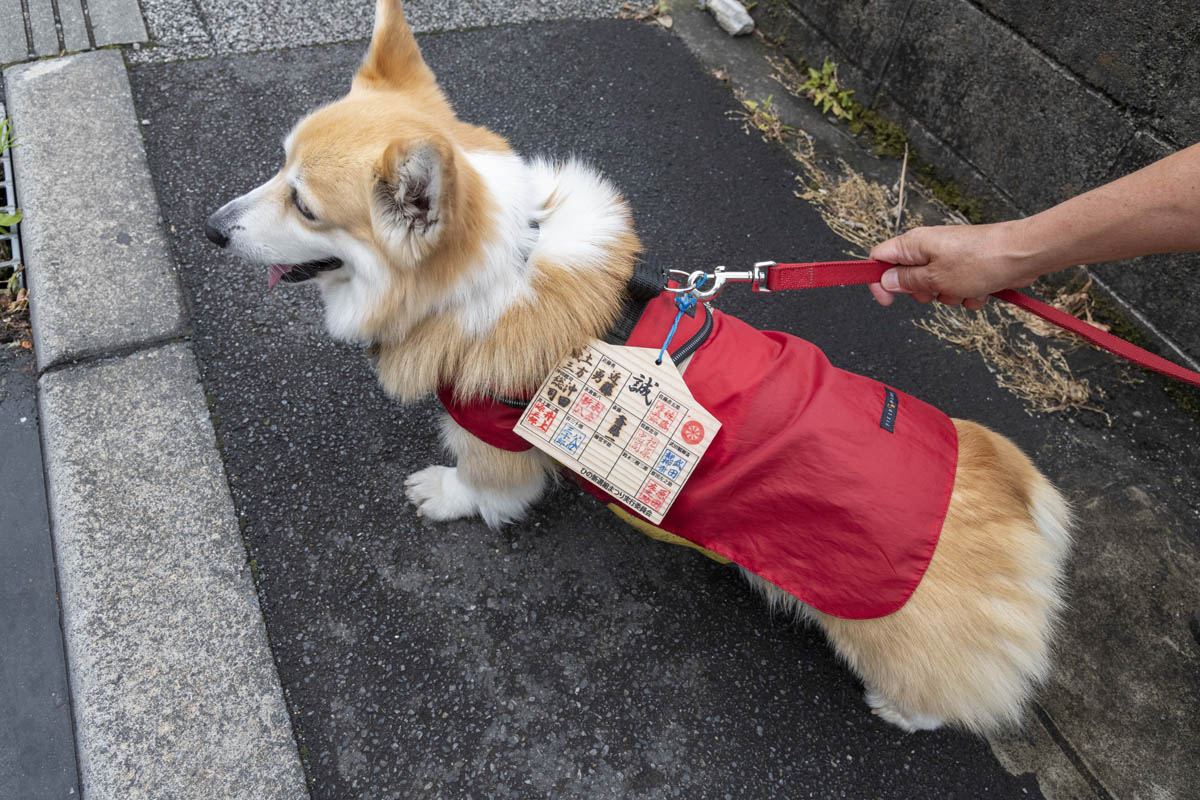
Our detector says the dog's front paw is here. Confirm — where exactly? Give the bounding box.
[404,465,479,521]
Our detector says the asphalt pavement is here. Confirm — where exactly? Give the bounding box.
[0,345,80,798]
[127,16,1200,798]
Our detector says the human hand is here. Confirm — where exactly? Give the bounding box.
[868,221,1043,310]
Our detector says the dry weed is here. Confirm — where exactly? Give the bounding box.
[915,300,1111,423]
[790,134,922,254]
[1,270,31,349]
[722,76,1111,420]
[619,2,672,28]
[788,127,1108,420]
[1004,271,1109,345]
[766,53,806,98]
[917,269,1122,423]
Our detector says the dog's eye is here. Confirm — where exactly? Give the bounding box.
[292,187,317,221]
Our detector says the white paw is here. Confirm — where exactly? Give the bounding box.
[865,687,945,733]
[404,465,478,521]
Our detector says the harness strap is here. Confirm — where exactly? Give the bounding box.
[605,255,670,345]
[766,260,1200,389]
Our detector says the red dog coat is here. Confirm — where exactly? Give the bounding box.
[439,291,958,619]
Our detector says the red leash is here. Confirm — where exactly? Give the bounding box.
[764,259,1200,389]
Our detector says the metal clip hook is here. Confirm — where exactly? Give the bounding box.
[667,262,775,301]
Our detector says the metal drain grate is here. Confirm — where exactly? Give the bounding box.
[0,104,22,289]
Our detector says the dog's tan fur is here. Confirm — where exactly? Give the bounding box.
[372,257,638,401]
[215,0,1073,734]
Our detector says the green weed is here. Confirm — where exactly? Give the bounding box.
[801,59,856,120]
[727,92,794,143]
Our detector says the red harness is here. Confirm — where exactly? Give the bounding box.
[440,290,958,620]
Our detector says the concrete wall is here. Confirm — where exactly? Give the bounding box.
[752,0,1200,361]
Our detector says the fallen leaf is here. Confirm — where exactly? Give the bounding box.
[657,14,673,28]
[20,339,32,350]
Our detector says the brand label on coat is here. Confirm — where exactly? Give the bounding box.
[881,388,899,433]
[515,341,721,523]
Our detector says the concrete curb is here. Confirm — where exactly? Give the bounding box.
[5,50,184,373]
[4,50,307,799]
[39,345,306,799]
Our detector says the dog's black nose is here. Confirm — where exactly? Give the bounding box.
[204,218,229,248]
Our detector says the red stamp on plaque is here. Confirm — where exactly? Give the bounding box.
[524,401,557,433]
[646,398,681,433]
[630,429,661,461]
[638,480,671,512]
[681,420,705,445]
[570,392,608,424]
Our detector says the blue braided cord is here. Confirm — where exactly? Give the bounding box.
[655,276,705,365]
[656,311,684,365]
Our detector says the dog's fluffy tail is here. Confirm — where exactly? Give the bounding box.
[744,420,1074,734]
[1030,473,1074,564]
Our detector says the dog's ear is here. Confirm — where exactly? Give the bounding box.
[354,0,435,92]
[373,139,455,240]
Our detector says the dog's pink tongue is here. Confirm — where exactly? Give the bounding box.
[268,264,294,292]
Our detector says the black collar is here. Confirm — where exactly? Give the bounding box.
[602,255,669,345]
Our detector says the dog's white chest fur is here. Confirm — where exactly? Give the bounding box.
[444,153,633,338]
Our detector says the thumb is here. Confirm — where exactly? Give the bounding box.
[880,265,937,294]
[871,229,935,294]
[870,228,931,268]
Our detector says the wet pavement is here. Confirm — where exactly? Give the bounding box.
[128,17,1199,800]
[0,344,80,797]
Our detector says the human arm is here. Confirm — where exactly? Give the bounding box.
[868,141,1200,309]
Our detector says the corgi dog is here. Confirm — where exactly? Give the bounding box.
[205,0,1073,734]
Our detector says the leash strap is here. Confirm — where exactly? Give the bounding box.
[767,260,896,291]
[991,289,1200,388]
[766,260,1200,389]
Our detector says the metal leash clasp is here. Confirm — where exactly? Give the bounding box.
[667,262,775,302]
